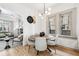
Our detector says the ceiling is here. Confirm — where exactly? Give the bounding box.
[20,3,56,11]
[0,3,57,21]
[0,3,56,14]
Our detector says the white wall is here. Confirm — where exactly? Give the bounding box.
[57,38,77,49]
[0,4,37,45]
[34,16,45,34]
[75,4,79,49]
[0,3,45,46]
[45,3,79,49]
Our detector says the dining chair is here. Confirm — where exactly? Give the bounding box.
[28,35,35,46]
[35,37,47,55]
[26,35,35,54]
[47,34,59,55]
[12,34,23,45]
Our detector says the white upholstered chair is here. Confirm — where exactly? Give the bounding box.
[27,35,37,46]
[35,37,47,55]
[12,34,23,45]
[28,38,35,46]
[47,34,59,54]
[27,35,35,53]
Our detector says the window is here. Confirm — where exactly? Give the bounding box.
[47,8,76,37]
[0,20,12,32]
[48,16,56,34]
[60,12,72,35]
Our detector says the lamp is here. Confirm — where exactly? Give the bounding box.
[39,3,51,17]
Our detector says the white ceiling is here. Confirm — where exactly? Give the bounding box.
[0,3,56,14]
[0,3,57,21]
[20,3,56,11]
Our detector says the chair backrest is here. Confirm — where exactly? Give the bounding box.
[56,34,59,38]
[48,35,54,40]
[55,34,59,44]
[35,37,47,51]
[47,35,56,45]
[18,34,23,41]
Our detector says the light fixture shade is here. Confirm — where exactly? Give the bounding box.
[47,12,51,15]
[48,8,51,11]
[40,32,45,37]
[45,10,48,14]
[39,3,52,16]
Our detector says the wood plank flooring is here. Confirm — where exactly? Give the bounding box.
[0,45,79,56]
[55,45,79,56]
[0,45,37,56]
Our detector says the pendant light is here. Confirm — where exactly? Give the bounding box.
[39,3,51,17]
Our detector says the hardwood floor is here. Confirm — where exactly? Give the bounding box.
[55,45,79,56]
[47,45,79,56]
[0,45,37,56]
[0,45,79,56]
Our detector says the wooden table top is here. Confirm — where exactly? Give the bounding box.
[29,35,49,40]
[29,35,56,41]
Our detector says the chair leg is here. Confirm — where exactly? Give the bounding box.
[47,47,52,52]
[47,47,53,56]
[20,41,23,45]
[37,51,39,55]
[12,40,14,46]
[27,45,30,54]
[47,45,56,55]
[53,45,56,54]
